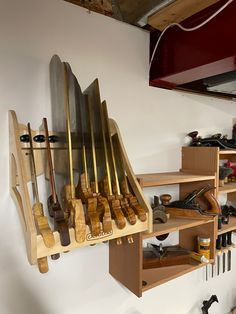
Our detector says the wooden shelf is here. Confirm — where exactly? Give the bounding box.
[142,261,209,292]
[142,218,212,239]
[219,150,236,155]
[110,147,218,297]
[218,216,236,235]
[218,183,236,194]
[137,171,215,187]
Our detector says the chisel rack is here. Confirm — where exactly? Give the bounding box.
[9,110,152,272]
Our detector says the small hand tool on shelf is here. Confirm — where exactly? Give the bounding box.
[166,185,221,216]
[219,166,233,187]
[143,243,208,269]
[188,130,236,149]
[151,195,168,224]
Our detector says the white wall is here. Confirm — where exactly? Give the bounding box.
[1,0,236,313]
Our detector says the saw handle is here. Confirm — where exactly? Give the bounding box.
[47,196,71,246]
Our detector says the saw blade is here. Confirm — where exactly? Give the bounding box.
[49,55,78,195]
[72,72,92,187]
[84,79,107,184]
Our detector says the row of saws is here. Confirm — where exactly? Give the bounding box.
[18,55,149,271]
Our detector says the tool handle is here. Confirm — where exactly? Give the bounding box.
[227,231,232,245]
[120,199,136,225]
[160,194,171,206]
[87,197,101,236]
[204,190,221,214]
[47,195,71,246]
[216,235,222,250]
[111,199,126,229]
[222,233,227,247]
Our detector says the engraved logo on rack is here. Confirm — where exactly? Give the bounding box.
[86,230,113,241]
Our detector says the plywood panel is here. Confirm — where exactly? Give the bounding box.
[109,233,142,297]
[148,0,219,30]
[179,219,217,259]
[182,147,219,174]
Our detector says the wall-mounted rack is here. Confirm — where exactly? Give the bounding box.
[9,110,152,273]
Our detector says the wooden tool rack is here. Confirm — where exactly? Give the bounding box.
[9,110,152,269]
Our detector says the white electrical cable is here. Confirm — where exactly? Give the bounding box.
[149,0,234,71]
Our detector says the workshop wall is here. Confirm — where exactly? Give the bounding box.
[0,0,236,313]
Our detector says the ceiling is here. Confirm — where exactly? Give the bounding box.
[64,0,220,30]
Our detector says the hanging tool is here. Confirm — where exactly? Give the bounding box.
[84,80,126,232]
[112,133,147,223]
[102,101,136,225]
[43,117,70,247]
[102,100,137,243]
[83,80,113,234]
[27,123,55,273]
[201,295,219,314]
[85,94,112,235]
[63,63,87,242]
[64,64,100,238]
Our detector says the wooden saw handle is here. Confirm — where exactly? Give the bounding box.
[87,197,101,236]
[37,257,49,273]
[120,198,136,225]
[129,196,147,221]
[70,198,86,243]
[33,202,55,248]
[98,196,112,234]
[111,199,126,229]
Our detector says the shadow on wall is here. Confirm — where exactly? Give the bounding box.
[0,250,48,314]
[178,90,236,116]
[125,309,142,314]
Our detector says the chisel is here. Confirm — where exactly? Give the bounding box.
[227,231,233,271]
[216,235,222,275]
[222,233,227,273]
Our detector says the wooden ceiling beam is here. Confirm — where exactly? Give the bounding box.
[64,0,112,16]
[148,0,220,30]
